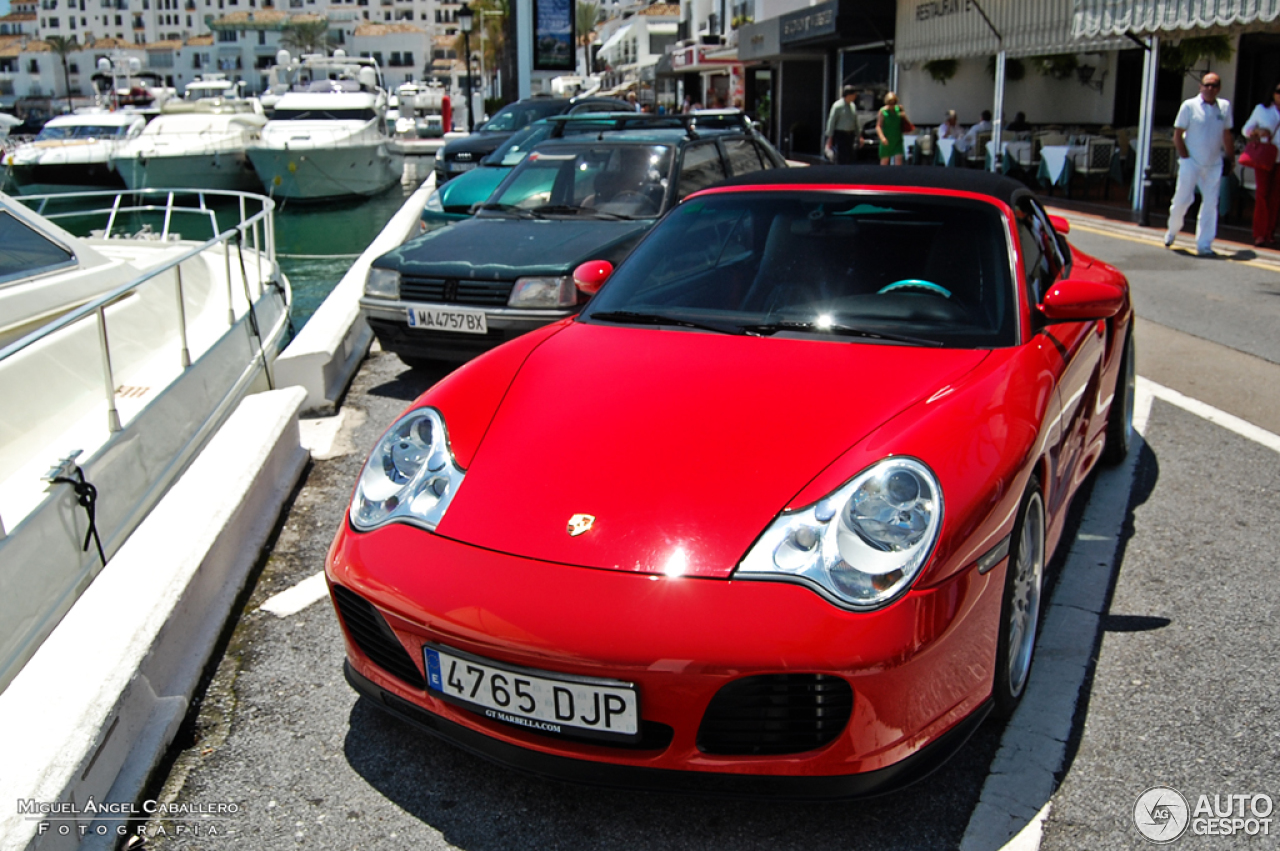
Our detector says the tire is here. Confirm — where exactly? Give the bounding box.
[992,479,1046,720]
[1101,325,1136,466]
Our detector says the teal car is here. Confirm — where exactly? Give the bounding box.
[420,114,630,232]
[420,112,770,232]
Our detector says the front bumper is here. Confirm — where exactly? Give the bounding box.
[361,298,574,363]
[326,521,1005,793]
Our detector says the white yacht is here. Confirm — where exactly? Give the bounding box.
[3,110,146,192]
[247,52,404,200]
[112,76,268,192]
[0,187,291,692]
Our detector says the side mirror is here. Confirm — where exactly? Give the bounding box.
[1038,279,1124,323]
[1047,214,1071,235]
[573,259,614,296]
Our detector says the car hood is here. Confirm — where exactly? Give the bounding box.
[436,166,510,211]
[434,323,989,578]
[440,131,511,157]
[379,217,653,280]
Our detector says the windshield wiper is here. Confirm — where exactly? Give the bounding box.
[574,208,636,220]
[743,320,942,347]
[588,310,746,335]
[478,203,545,219]
[527,203,586,216]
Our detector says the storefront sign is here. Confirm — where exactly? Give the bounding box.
[780,1,836,44]
[533,0,575,71]
[914,0,974,21]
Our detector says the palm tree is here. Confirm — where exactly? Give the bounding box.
[576,1,598,76]
[280,20,332,57]
[45,35,79,112]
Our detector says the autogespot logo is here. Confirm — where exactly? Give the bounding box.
[1135,786,1190,843]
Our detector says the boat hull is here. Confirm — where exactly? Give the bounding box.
[0,190,291,694]
[117,150,262,192]
[248,142,404,200]
[8,161,126,192]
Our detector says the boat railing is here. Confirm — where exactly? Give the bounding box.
[0,188,280,435]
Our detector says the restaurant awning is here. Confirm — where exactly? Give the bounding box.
[895,0,1131,64]
[1072,0,1280,38]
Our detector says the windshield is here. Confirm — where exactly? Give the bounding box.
[35,123,132,140]
[582,191,1017,348]
[478,101,566,133]
[482,143,673,219]
[271,108,378,122]
[484,122,553,166]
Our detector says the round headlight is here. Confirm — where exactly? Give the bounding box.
[350,408,465,531]
[736,457,944,609]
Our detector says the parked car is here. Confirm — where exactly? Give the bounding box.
[422,111,764,232]
[365,116,787,365]
[329,166,1135,796]
[434,94,633,186]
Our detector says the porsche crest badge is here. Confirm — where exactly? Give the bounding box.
[567,514,595,537]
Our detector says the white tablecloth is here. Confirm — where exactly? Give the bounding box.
[1039,145,1088,185]
[937,138,957,166]
[904,134,918,158]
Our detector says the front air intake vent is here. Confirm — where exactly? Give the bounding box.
[331,585,425,690]
[697,674,853,755]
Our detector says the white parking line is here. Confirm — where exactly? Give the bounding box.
[970,380,1280,851]
[260,571,329,617]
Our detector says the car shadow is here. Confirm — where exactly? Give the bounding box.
[341,693,1003,851]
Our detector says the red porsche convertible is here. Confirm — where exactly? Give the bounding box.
[326,166,1135,797]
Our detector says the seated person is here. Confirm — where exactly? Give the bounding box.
[958,109,993,153]
[1006,111,1031,133]
[937,110,962,140]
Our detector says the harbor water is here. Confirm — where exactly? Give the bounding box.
[2,160,432,330]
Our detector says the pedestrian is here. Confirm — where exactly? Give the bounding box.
[1165,71,1234,256]
[1241,80,1280,247]
[681,93,692,114]
[877,92,912,166]
[823,84,859,165]
[627,91,640,112]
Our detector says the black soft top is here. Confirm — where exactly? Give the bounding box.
[709,164,1029,207]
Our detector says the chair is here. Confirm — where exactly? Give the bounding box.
[917,132,934,164]
[1146,140,1177,207]
[1037,132,1068,147]
[1076,137,1116,199]
[966,132,991,168]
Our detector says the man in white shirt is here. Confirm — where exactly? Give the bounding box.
[958,110,992,154]
[1165,72,1235,256]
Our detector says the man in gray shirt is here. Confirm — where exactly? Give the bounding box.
[824,85,859,164]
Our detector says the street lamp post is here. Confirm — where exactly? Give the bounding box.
[458,3,474,133]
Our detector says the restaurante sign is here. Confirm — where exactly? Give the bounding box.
[915,0,974,21]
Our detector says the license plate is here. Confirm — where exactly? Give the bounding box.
[406,306,488,334]
[424,644,640,743]
[447,161,477,172]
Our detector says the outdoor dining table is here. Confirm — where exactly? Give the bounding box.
[904,134,918,163]
[1037,145,1088,189]
[986,140,1033,174]
[935,138,960,167]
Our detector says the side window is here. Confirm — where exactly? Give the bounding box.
[676,142,727,199]
[752,141,780,169]
[722,137,766,176]
[1016,201,1054,305]
[0,211,76,285]
[1029,200,1070,272]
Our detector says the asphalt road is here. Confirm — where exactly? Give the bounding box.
[125,214,1280,851]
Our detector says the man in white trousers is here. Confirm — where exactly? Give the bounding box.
[1165,71,1234,257]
